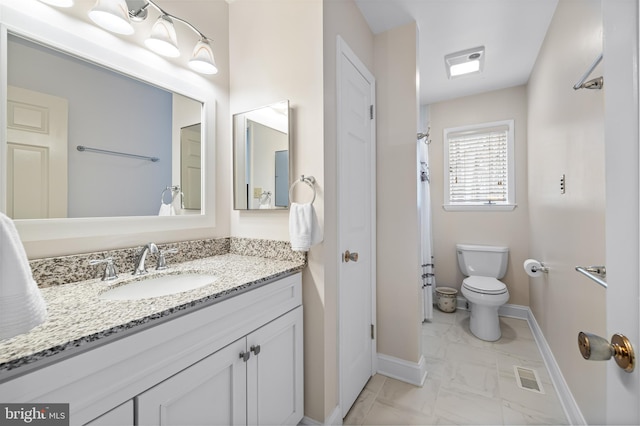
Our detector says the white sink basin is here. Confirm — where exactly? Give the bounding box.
[100,273,217,300]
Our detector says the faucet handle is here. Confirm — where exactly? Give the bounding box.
[156,248,178,270]
[89,257,118,281]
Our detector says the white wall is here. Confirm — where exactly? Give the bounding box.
[228,0,326,421]
[374,22,423,365]
[527,0,606,423]
[429,86,530,306]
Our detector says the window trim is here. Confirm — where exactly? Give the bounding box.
[443,119,516,212]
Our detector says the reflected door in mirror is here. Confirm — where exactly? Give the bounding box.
[7,86,68,219]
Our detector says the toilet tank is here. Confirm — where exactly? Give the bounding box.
[456,244,509,278]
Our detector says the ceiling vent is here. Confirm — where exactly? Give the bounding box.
[445,46,485,79]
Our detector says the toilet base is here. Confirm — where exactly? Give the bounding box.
[468,303,502,341]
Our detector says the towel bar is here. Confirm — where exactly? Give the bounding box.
[77,145,159,162]
[575,265,607,289]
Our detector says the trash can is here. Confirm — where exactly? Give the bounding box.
[435,287,458,313]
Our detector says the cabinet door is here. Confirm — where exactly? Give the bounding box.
[136,339,247,426]
[84,400,133,426]
[247,307,304,425]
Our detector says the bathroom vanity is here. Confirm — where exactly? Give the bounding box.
[0,254,304,426]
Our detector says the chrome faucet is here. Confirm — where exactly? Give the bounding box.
[133,243,159,275]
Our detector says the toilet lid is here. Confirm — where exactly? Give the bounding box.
[463,276,507,295]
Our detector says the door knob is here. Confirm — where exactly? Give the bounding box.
[343,250,359,262]
[578,332,635,373]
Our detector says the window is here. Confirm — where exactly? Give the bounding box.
[444,120,515,211]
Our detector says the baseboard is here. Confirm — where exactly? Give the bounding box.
[498,303,529,320]
[377,353,427,386]
[526,308,586,425]
[299,405,342,425]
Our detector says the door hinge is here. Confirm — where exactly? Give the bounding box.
[371,324,375,340]
[369,104,374,120]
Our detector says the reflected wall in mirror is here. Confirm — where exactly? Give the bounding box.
[233,101,290,210]
[6,34,204,219]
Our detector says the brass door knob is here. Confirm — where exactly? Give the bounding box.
[343,250,359,262]
[578,331,635,373]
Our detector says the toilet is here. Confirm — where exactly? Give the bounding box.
[456,244,510,341]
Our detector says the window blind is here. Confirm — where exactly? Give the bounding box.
[448,125,509,204]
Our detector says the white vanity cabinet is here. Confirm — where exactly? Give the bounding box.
[0,272,303,426]
[84,401,134,426]
[136,306,303,425]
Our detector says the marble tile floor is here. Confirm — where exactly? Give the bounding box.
[344,309,568,425]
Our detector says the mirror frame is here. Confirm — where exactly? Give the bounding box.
[0,3,217,245]
[232,100,291,211]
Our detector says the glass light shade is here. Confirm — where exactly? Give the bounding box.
[145,15,180,58]
[38,0,74,7]
[189,39,218,75]
[88,0,134,35]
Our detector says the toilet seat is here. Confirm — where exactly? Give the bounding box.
[462,276,507,295]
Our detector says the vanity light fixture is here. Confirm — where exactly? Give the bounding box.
[87,0,218,75]
[445,46,485,79]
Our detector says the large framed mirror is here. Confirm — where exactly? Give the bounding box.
[0,3,217,248]
[6,34,202,219]
[233,101,290,210]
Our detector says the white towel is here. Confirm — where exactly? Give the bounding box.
[158,203,175,216]
[289,202,323,252]
[0,212,47,341]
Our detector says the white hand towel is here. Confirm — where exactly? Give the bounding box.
[289,202,323,252]
[158,203,175,216]
[0,212,47,341]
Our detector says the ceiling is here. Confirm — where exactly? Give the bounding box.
[355,0,559,105]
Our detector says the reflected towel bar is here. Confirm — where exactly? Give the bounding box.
[575,265,607,289]
[77,145,159,162]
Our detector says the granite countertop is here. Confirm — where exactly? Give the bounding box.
[0,253,305,378]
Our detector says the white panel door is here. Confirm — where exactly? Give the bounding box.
[603,1,640,424]
[337,37,376,417]
[6,86,68,219]
[136,338,247,426]
[247,307,304,425]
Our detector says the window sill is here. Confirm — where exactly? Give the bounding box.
[442,203,517,212]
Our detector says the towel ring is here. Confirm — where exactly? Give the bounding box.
[161,185,183,206]
[289,175,316,204]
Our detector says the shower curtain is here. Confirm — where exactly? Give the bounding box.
[419,136,435,321]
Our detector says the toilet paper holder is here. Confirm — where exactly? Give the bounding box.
[531,262,549,273]
[524,259,549,277]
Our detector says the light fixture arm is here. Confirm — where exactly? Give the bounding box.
[131,0,209,40]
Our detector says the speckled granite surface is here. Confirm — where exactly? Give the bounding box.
[1,238,307,378]
[29,237,305,288]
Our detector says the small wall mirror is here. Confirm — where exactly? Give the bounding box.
[233,101,290,210]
